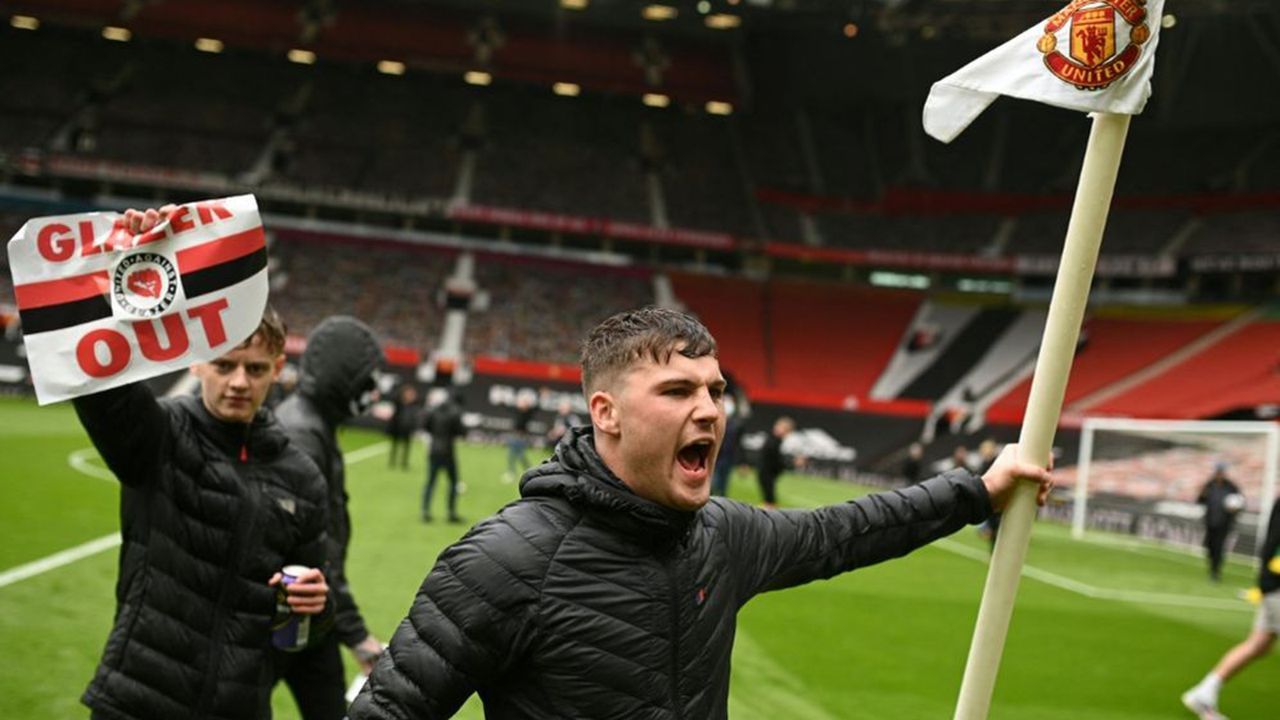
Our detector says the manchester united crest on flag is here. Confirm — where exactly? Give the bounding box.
[923,0,1165,143]
[1037,0,1153,90]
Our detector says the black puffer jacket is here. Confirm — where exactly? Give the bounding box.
[349,427,991,719]
[74,385,330,720]
[276,315,383,645]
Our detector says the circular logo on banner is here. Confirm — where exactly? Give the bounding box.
[112,252,179,317]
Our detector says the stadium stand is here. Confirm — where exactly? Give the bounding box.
[473,87,649,222]
[649,110,758,237]
[767,280,920,400]
[270,231,453,351]
[465,254,653,364]
[989,312,1229,419]
[668,271,769,392]
[1185,211,1280,254]
[1089,315,1280,419]
[671,273,920,401]
[278,67,464,198]
[871,300,981,400]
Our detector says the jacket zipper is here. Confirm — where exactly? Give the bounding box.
[665,555,684,720]
[194,431,263,718]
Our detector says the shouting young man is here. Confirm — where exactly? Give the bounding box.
[349,306,1051,719]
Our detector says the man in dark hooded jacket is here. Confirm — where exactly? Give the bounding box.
[273,316,385,720]
[349,306,1052,719]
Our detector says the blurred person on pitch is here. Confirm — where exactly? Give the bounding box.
[73,205,331,720]
[900,442,925,485]
[386,384,419,470]
[1182,498,1280,719]
[503,395,535,483]
[421,388,467,523]
[545,398,582,448]
[709,393,744,497]
[756,416,797,510]
[975,439,1002,551]
[348,306,1052,719]
[1197,461,1244,582]
[273,315,387,719]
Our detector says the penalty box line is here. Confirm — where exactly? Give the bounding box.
[0,442,390,590]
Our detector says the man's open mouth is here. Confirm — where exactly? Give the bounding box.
[677,439,714,473]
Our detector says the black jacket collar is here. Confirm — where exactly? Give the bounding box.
[175,394,287,461]
[520,426,696,546]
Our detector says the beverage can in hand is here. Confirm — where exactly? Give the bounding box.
[271,564,312,652]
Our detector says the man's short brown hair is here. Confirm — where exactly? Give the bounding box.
[580,306,717,395]
[239,305,286,356]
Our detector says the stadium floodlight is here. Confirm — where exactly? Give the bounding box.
[705,100,733,115]
[464,71,492,86]
[102,26,131,42]
[705,14,741,29]
[194,37,223,53]
[288,49,316,65]
[643,93,670,108]
[1072,417,1279,549]
[10,15,39,30]
[377,60,406,76]
[642,5,677,21]
[552,82,580,97]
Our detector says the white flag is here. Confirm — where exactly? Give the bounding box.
[6,195,269,404]
[924,0,1165,143]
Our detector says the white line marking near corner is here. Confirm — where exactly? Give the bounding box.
[932,538,1249,612]
[3,440,390,591]
[343,442,389,464]
[784,488,1252,614]
[68,447,117,482]
[0,533,121,589]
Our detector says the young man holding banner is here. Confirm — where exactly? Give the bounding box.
[68,208,334,720]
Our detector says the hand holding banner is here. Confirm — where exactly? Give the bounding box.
[6,195,270,404]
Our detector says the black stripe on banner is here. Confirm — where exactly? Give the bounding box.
[181,247,267,299]
[20,295,111,335]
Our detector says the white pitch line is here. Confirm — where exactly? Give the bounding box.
[2,440,390,591]
[344,441,389,464]
[68,447,117,482]
[0,533,121,589]
[784,489,1252,613]
[931,538,1249,612]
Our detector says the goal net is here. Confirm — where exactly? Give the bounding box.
[1062,418,1279,557]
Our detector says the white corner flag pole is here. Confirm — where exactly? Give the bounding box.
[953,112,1131,720]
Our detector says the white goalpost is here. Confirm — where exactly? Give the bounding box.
[1072,418,1280,555]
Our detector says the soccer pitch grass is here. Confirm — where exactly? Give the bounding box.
[0,395,1272,719]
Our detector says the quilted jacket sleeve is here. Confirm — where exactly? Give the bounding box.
[723,469,992,600]
[72,383,170,488]
[347,503,552,719]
